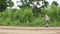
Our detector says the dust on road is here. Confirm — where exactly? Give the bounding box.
[0,26,60,34]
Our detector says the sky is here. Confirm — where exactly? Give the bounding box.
[9,0,60,9]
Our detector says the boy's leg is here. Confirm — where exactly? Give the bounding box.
[45,20,49,27]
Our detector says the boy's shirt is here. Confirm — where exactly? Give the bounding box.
[46,15,49,21]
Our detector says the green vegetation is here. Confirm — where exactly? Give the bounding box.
[0,0,60,27]
[0,0,7,12]
[0,6,60,26]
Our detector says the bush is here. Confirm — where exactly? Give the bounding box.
[0,6,60,26]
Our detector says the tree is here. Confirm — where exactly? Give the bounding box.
[51,1,58,6]
[40,0,49,8]
[0,0,7,12]
[19,0,49,17]
[44,1,49,8]
[7,0,14,7]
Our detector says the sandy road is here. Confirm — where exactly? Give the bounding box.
[0,26,60,34]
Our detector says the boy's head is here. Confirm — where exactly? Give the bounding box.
[44,13,47,15]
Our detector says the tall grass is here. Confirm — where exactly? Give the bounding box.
[0,7,60,27]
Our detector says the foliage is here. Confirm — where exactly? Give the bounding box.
[7,0,14,7]
[51,1,59,6]
[0,6,60,26]
[0,0,7,12]
[0,0,60,26]
[43,1,49,8]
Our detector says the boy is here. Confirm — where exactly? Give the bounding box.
[45,14,50,27]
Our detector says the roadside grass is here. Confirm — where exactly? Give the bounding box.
[0,7,60,27]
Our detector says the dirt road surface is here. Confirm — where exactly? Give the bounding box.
[0,26,60,34]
